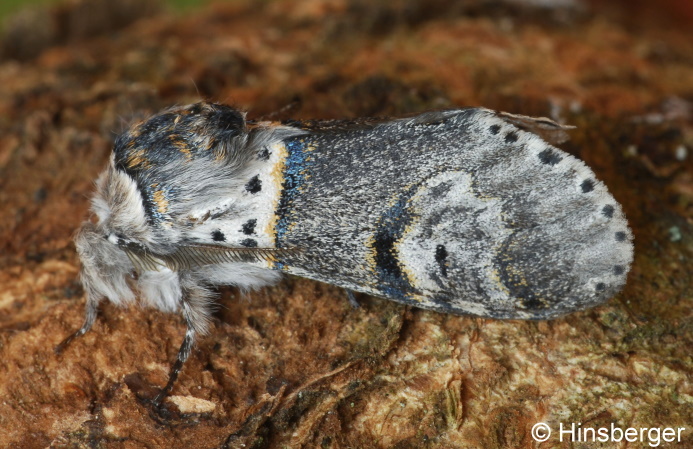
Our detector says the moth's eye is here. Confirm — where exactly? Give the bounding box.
[107,233,147,254]
[106,233,121,246]
[106,233,134,249]
[130,270,139,281]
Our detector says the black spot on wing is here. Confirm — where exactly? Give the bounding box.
[615,231,626,242]
[489,124,500,135]
[596,282,606,292]
[241,238,257,247]
[537,148,563,166]
[258,148,270,160]
[435,244,448,277]
[602,205,614,218]
[245,175,262,194]
[212,230,226,242]
[581,179,595,193]
[521,297,544,311]
[504,132,518,143]
[241,219,257,235]
[613,265,625,275]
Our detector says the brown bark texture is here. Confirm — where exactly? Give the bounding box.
[0,0,691,448]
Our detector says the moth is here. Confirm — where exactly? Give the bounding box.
[60,102,633,403]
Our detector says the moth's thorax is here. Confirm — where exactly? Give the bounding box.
[104,103,304,259]
[75,103,295,319]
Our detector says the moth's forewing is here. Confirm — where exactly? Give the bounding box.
[272,110,633,319]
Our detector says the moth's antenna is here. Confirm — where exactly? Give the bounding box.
[257,96,302,121]
[188,76,202,100]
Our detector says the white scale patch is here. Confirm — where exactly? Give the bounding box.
[253,141,289,245]
[182,140,288,269]
[396,170,511,315]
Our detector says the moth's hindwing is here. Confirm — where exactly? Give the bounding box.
[272,109,633,319]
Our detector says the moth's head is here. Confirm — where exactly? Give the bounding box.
[74,221,138,306]
[74,163,158,306]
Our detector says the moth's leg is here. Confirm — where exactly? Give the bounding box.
[345,290,361,309]
[153,277,212,406]
[152,317,196,406]
[55,295,100,354]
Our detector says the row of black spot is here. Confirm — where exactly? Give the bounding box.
[211,231,258,248]
[211,217,257,237]
[489,123,519,143]
[239,174,262,246]
[211,217,258,247]
[489,122,630,295]
[604,207,629,258]
[208,148,270,247]
[209,173,264,245]
[491,122,599,196]
[239,186,259,248]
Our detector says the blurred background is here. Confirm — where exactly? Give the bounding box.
[0,0,210,21]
